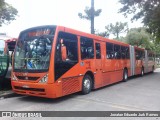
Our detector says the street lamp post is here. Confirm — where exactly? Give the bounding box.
[91,0,94,34]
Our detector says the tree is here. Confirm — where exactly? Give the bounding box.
[0,0,18,27]
[95,31,110,38]
[105,22,128,39]
[78,0,102,34]
[119,0,160,42]
[125,28,154,50]
[154,43,160,58]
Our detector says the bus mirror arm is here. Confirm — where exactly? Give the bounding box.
[61,45,67,61]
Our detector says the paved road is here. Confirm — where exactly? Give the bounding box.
[0,69,160,120]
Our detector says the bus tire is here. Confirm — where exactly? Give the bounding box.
[82,75,92,95]
[123,69,128,82]
[141,67,144,76]
[0,81,2,90]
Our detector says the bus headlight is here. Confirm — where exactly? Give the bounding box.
[39,74,48,83]
[12,74,17,81]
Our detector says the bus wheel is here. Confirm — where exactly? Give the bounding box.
[141,67,144,76]
[82,75,92,94]
[123,69,128,82]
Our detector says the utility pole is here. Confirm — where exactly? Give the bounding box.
[91,0,94,34]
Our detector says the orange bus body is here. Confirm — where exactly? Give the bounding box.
[11,26,155,98]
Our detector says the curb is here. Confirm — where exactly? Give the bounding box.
[0,91,20,99]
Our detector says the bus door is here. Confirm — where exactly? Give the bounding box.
[94,41,103,88]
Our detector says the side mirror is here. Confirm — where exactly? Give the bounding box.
[61,44,67,61]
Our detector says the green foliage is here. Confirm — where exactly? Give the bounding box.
[153,39,160,56]
[125,28,154,50]
[105,22,128,39]
[0,0,18,26]
[119,0,160,42]
[78,7,102,21]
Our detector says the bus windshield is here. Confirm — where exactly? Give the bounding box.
[14,26,56,72]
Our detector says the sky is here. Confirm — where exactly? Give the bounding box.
[0,0,143,38]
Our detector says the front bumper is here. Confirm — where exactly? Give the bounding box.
[11,81,61,98]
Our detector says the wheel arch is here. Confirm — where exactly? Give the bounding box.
[84,71,95,89]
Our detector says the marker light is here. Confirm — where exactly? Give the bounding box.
[12,74,17,81]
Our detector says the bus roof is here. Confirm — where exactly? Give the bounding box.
[18,25,129,47]
[61,26,130,47]
[18,25,150,49]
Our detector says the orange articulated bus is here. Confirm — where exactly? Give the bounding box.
[11,25,155,98]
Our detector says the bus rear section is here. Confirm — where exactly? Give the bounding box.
[129,46,155,76]
[146,51,155,73]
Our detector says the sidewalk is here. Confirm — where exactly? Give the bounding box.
[0,78,19,99]
[0,90,17,99]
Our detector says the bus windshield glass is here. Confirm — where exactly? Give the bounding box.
[14,26,56,72]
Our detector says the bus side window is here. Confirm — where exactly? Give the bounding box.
[56,32,78,62]
[106,42,114,59]
[55,32,78,80]
[80,37,94,60]
[135,49,144,60]
[126,47,130,59]
[95,43,101,59]
[121,46,130,59]
[114,44,121,59]
[121,46,126,59]
[135,50,139,60]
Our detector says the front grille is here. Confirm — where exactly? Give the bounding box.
[14,86,45,92]
[16,76,39,81]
